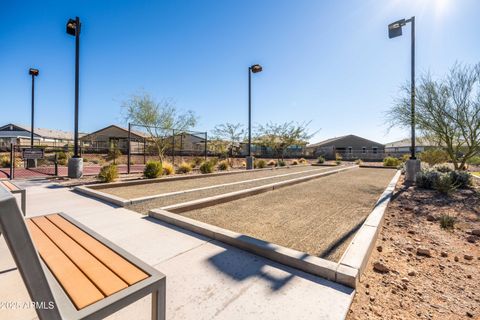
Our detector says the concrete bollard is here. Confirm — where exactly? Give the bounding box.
[405,159,421,183]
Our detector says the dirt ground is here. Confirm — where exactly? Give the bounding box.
[178,168,397,261]
[347,177,480,320]
[99,165,323,199]
[127,165,343,214]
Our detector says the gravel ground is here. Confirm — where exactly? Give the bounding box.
[179,168,397,262]
[100,165,332,199]
[126,165,344,214]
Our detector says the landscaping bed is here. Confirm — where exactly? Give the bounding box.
[175,168,397,262]
[347,176,480,320]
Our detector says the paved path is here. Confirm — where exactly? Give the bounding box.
[0,181,354,320]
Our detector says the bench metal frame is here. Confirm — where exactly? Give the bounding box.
[0,179,26,215]
[0,188,166,320]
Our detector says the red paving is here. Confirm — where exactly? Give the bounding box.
[0,165,145,180]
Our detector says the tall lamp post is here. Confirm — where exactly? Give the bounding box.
[66,17,83,178]
[246,64,262,170]
[388,16,420,182]
[27,68,39,168]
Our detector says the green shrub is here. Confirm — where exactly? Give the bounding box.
[449,170,471,188]
[254,159,267,169]
[355,159,363,165]
[401,154,411,162]
[335,153,342,161]
[317,156,325,164]
[143,161,163,179]
[467,155,480,166]
[419,148,449,166]
[218,160,229,171]
[163,162,175,175]
[335,160,341,165]
[209,157,219,166]
[98,164,118,183]
[434,165,452,173]
[439,214,455,230]
[267,159,276,166]
[278,159,286,167]
[416,170,440,189]
[57,151,68,160]
[177,162,192,174]
[434,173,457,195]
[0,155,10,168]
[383,157,401,167]
[191,157,203,168]
[291,159,299,165]
[200,161,215,174]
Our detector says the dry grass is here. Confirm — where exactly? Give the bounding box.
[180,168,397,261]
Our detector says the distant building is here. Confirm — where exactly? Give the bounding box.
[80,125,147,152]
[384,137,440,155]
[0,123,75,149]
[306,134,385,160]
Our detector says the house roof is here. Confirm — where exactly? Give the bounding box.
[384,137,440,148]
[80,125,148,140]
[306,134,383,148]
[0,123,76,140]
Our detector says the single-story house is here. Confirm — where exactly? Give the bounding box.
[384,138,441,156]
[306,134,385,160]
[0,123,75,150]
[80,125,147,152]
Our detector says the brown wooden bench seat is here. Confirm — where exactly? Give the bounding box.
[0,188,166,320]
[0,180,26,214]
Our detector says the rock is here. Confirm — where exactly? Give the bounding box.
[376,245,383,252]
[464,254,473,261]
[472,229,480,236]
[408,270,416,276]
[369,296,375,302]
[467,274,472,279]
[454,256,459,262]
[441,251,448,257]
[417,247,432,257]
[401,277,410,283]
[466,311,474,318]
[426,214,436,221]
[408,229,416,235]
[466,236,477,243]
[373,262,389,273]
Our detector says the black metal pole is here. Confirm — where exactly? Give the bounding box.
[248,67,252,157]
[31,74,35,148]
[9,143,14,180]
[172,129,175,164]
[73,16,80,158]
[143,138,146,164]
[204,132,208,160]
[127,123,131,174]
[410,16,416,160]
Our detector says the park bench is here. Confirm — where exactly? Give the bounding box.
[0,187,166,320]
[0,179,26,214]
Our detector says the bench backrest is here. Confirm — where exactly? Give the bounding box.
[0,180,20,192]
[0,188,62,320]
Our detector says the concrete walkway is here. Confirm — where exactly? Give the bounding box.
[0,181,354,320]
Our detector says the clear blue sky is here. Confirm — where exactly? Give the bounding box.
[1,0,479,144]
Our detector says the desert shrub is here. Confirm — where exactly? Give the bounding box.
[98,164,118,183]
[415,170,440,189]
[143,161,163,179]
[383,157,401,167]
[0,155,10,167]
[200,160,215,174]
[209,157,219,166]
[335,160,341,165]
[162,162,175,175]
[401,154,411,162]
[267,159,276,166]
[449,170,471,188]
[57,151,69,165]
[335,153,343,162]
[218,160,229,171]
[467,155,480,166]
[291,159,299,165]
[107,147,122,163]
[434,164,452,173]
[317,156,325,164]
[419,148,449,166]
[433,173,457,195]
[254,159,267,169]
[241,161,246,167]
[191,157,203,168]
[299,158,307,164]
[278,159,286,167]
[439,214,455,230]
[355,159,363,165]
[177,162,192,174]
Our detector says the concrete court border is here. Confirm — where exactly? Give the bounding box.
[148,169,401,289]
[73,164,343,207]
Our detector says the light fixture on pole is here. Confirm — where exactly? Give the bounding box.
[66,16,83,178]
[27,68,39,168]
[246,63,262,170]
[388,16,420,182]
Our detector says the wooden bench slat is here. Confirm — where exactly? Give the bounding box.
[47,214,149,285]
[26,220,105,310]
[31,216,129,298]
[1,181,19,191]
